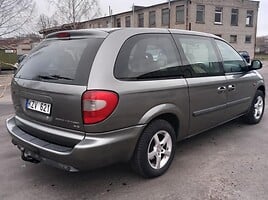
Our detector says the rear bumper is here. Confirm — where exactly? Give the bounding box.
[6,116,144,171]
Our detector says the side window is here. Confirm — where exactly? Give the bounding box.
[174,35,223,77]
[114,34,182,80]
[215,40,246,73]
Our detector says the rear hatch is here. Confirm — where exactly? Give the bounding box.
[11,30,106,146]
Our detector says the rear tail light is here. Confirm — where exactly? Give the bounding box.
[82,91,119,124]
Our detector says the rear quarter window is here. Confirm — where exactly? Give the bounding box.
[114,34,183,80]
[15,38,104,85]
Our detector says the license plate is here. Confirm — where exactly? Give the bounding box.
[26,99,51,115]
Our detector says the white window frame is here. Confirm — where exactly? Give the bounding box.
[214,7,223,24]
[231,8,239,26]
[246,10,254,27]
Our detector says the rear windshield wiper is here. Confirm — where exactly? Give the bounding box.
[38,74,73,80]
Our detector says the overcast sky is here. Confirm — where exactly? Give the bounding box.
[36,0,268,36]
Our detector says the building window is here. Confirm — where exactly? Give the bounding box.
[230,35,237,43]
[116,18,121,27]
[231,9,239,26]
[245,35,252,43]
[176,5,185,23]
[246,10,254,27]
[215,34,222,38]
[196,5,205,23]
[125,16,131,27]
[214,7,223,24]
[149,11,156,27]
[138,13,144,27]
[162,8,170,26]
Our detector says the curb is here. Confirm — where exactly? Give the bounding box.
[0,83,11,98]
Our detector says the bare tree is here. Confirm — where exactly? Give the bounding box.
[0,0,36,37]
[37,14,59,30]
[50,0,101,29]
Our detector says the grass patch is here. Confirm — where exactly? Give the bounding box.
[255,54,268,61]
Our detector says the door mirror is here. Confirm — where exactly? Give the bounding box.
[249,60,262,70]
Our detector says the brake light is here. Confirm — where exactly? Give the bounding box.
[82,91,119,124]
[56,32,70,38]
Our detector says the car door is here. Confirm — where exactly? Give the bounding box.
[215,39,256,120]
[173,34,227,135]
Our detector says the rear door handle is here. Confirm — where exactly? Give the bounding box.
[217,86,226,93]
[228,84,236,91]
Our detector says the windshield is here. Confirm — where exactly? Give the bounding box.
[15,38,104,85]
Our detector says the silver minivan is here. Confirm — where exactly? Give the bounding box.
[6,28,265,178]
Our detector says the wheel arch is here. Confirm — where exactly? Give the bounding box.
[138,104,184,139]
[153,113,179,139]
[257,85,265,96]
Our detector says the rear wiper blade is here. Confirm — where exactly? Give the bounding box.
[38,75,57,80]
[50,75,73,80]
[38,75,73,80]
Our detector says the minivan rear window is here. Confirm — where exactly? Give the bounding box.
[15,38,104,85]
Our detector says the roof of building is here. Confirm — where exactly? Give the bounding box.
[39,0,259,36]
[39,0,186,35]
[0,36,40,46]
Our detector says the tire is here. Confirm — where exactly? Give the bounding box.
[131,119,176,178]
[243,90,265,124]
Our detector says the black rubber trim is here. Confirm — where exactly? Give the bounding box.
[11,124,72,153]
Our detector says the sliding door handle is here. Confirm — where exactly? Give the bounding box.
[228,84,236,91]
[217,86,226,93]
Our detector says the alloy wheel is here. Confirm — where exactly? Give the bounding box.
[147,130,172,169]
[254,96,264,120]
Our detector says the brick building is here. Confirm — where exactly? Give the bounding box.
[0,34,41,56]
[40,0,259,57]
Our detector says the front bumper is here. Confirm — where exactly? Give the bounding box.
[6,116,144,171]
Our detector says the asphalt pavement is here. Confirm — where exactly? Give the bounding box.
[0,64,268,200]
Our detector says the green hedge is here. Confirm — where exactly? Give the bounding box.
[0,49,17,70]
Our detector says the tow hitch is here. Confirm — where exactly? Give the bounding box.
[18,146,40,164]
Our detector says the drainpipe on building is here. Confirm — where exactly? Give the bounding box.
[109,6,113,28]
[186,0,189,30]
[132,4,135,27]
[168,0,171,28]
[254,1,260,58]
